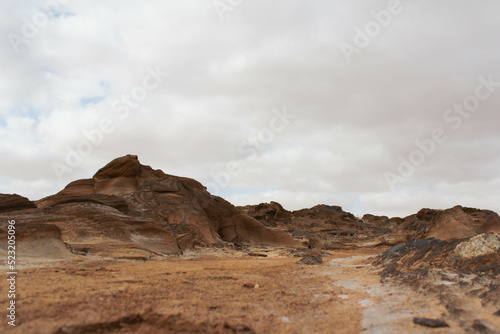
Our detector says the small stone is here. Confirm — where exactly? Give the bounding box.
[472,320,489,332]
[281,316,290,323]
[248,252,268,257]
[413,317,449,328]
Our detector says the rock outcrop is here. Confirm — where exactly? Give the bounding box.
[452,233,500,259]
[241,202,500,251]
[0,155,297,260]
[0,194,37,213]
[2,155,499,261]
[399,206,500,241]
[374,232,500,327]
[241,203,411,248]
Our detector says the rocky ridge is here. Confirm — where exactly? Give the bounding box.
[1,155,499,332]
[0,155,296,260]
[1,155,499,262]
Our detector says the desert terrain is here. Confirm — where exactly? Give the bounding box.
[1,155,499,333]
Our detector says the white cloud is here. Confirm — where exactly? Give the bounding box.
[1,0,500,217]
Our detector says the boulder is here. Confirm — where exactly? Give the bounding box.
[452,233,500,259]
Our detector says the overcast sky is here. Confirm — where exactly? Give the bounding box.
[1,0,500,217]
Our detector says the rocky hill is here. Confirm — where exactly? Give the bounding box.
[0,155,297,260]
[2,155,500,262]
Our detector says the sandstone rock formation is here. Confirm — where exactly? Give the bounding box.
[239,201,292,227]
[241,202,500,252]
[9,223,73,259]
[399,205,500,241]
[2,155,499,262]
[0,194,37,213]
[241,203,410,248]
[0,155,297,260]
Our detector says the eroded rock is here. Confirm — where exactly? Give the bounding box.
[0,194,37,213]
[0,155,298,260]
[453,233,500,259]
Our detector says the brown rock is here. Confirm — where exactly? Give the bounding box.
[426,206,500,241]
[2,155,297,260]
[362,214,389,227]
[0,194,37,213]
[0,223,73,259]
[239,201,292,227]
[398,206,500,241]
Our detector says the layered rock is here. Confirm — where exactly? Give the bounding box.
[0,223,73,260]
[2,154,499,260]
[399,206,500,241]
[239,201,292,227]
[376,232,500,287]
[0,194,37,213]
[240,203,411,249]
[0,155,297,260]
[374,233,500,320]
[241,202,500,250]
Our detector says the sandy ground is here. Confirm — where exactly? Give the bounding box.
[0,247,496,333]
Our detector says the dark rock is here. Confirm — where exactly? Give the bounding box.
[0,194,37,213]
[413,317,449,328]
[375,235,500,280]
[296,250,323,265]
[248,252,267,257]
[291,231,321,249]
[293,204,358,223]
[292,231,315,239]
[224,323,255,333]
[416,208,442,222]
[472,319,489,332]
[362,214,389,226]
[238,201,292,227]
[378,238,446,262]
[324,242,351,250]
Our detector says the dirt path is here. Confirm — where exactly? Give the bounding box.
[324,255,464,333]
[0,248,489,333]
